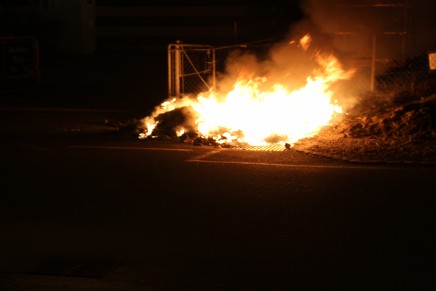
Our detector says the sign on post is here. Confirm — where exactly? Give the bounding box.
[429,52,436,70]
[0,37,39,89]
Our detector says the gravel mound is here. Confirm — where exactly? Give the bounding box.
[294,94,436,164]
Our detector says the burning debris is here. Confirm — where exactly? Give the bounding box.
[135,29,436,163]
[145,106,198,140]
[137,34,354,148]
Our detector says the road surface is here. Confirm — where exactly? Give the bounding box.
[1,134,435,290]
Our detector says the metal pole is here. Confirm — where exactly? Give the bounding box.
[33,37,40,84]
[167,44,173,97]
[212,48,216,93]
[401,0,408,61]
[370,34,377,92]
[174,40,182,97]
[233,21,238,44]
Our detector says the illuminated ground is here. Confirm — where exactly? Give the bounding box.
[1,106,435,165]
[294,94,436,165]
[294,127,436,165]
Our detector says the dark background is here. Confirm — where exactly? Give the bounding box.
[2,0,435,113]
[1,2,436,290]
[0,0,304,113]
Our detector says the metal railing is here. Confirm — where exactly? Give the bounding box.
[167,41,215,98]
[168,32,436,103]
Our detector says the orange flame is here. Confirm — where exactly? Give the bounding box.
[139,35,354,146]
[299,33,312,51]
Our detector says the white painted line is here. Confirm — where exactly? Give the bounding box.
[190,149,222,161]
[185,159,415,170]
[70,145,193,152]
[0,107,130,113]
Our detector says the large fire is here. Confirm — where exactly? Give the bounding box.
[139,34,354,147]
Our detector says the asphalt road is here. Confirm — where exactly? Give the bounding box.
[1,133,435,290]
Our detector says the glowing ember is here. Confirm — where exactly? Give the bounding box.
[139,34,354,147]
[299,33,312,51]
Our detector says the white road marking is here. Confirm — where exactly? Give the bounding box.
[185,159,417,170]
[69,145,433,171]
[70,145,193,152]
[0,107,129,113]
[189,149,223,160]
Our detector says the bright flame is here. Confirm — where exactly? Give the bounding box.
[299,33,312,51]
[139,35,354,146]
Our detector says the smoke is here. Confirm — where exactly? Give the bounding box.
[212,0,359,111]
[140,1,436,141]
[280,1,396,108]
[297,1,436,64]
[297,0,404,51]
[216,42,317,94]
[290,0,368,108]
[409,0,436,33]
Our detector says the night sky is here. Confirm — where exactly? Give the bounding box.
[1,1,306,49]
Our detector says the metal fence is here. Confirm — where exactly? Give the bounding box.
[334,32,436,101]
[374,33,436,102]
[168,33,436,102]
[167,40,275,98]
[167,42,215,98]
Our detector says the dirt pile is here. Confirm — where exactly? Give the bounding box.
[294,94,436,164]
